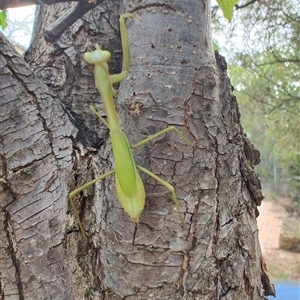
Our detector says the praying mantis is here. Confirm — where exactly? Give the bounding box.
[69,13,191,242]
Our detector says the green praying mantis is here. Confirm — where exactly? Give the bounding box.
[69,13,191,242]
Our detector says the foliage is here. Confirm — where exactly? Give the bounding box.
[2,7,35,49]
[216,0,239,21]
[0,9,7,30]
[212,0,300,201]
[213,41,220,51]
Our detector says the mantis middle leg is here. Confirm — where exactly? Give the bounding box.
[91,105,191,149]
[131,126,192,149]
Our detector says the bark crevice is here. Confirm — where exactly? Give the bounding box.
[3,209,25,300]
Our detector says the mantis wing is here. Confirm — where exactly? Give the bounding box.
[110,130,146,223]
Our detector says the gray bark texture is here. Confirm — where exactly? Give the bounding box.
[0,0,275,299]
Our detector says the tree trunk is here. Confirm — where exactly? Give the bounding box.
[0,0,275,299]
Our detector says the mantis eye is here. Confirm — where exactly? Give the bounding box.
[101,50,111,61]
[84,49,111,64]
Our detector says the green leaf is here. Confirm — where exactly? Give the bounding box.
[216,0,238,21]
[0,10,8,30]
[213,42,220,52]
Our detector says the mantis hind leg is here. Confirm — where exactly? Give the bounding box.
[69,170,115,240]
[136,165,186,229]
[131,126,191,149]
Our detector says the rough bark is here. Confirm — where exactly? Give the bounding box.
[0,32,76,299]
[0,0,275,299]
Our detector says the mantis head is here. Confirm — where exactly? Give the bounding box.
[84,44,111,65]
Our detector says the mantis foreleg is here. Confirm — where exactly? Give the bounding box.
[110,72,128,84]
[119,12,133,72]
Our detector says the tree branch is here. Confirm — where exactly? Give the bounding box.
[44,1,102,43]
[0,0,104,43]
[0,0,76,9]
[238,89,299,116]
[256,58,300,66]
[235,0,260,10]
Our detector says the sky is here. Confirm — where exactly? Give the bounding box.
[3,5,36,48]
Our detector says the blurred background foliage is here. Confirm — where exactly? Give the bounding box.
[212,0,299,203]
